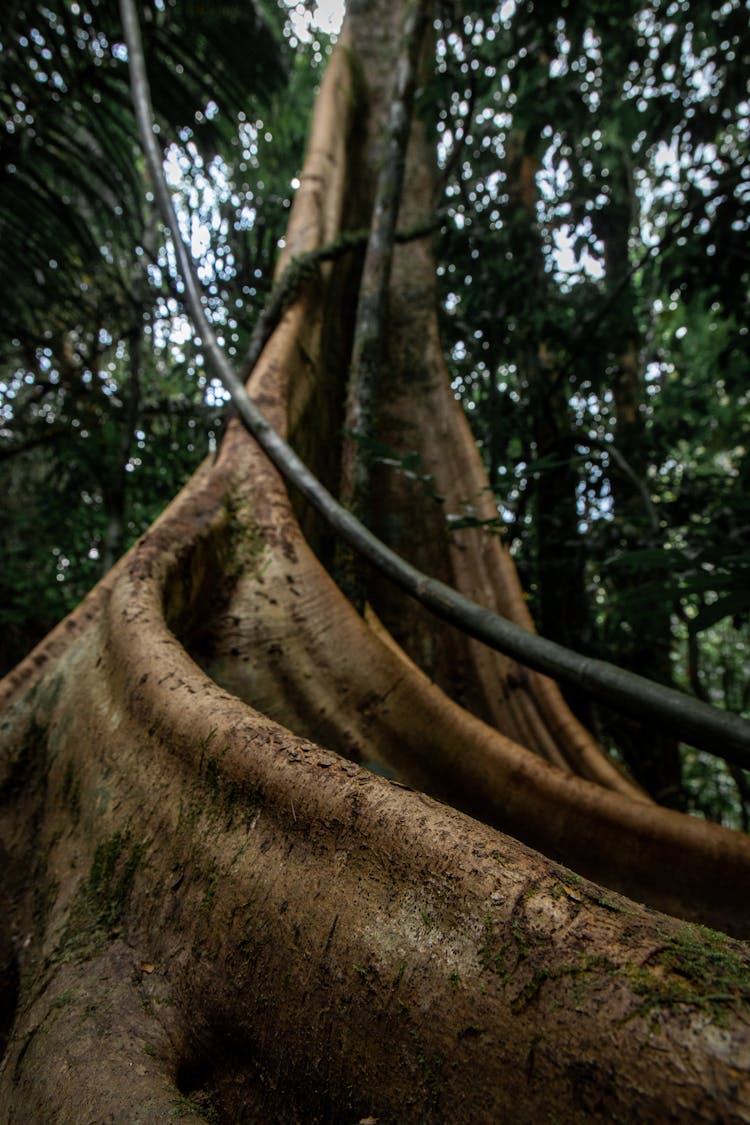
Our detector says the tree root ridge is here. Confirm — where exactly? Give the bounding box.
[1,469,750,1120]
[0,942,201,1125]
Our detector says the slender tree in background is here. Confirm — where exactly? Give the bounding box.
[1,1,750,1120]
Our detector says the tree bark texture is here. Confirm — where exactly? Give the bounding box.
[1,5,750,1121]
[506,134,593,722]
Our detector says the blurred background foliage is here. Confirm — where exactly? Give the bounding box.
[431,0,749,825]
[1,0,748,825]
[0,0,322,662]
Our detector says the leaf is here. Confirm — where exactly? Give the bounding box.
[692,592,750,634]
[605,548,680,573]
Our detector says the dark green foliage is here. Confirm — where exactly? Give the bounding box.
[0,3,323,674]
[432,0,749,821]
[0,332,227,669]
[0,0,286,347]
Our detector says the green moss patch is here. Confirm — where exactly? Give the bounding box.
[511,955,613,1014]
[626,924,750,1024]
[60,830,143,960]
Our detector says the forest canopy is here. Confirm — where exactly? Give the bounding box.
[1,0,748,821]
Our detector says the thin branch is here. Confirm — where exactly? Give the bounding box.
[119,0,750,771]
[583,435,660,538]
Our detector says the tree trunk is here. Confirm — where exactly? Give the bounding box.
[505,134,593,723]
[600,157,685,808]
[1,6,750,1121]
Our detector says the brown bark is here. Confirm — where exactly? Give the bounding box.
[504,135,593,724]
[600,159,685,807]
[1,6,750,1121]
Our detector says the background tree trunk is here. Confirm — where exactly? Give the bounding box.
[507,135,593,724]
[599,156,685,807]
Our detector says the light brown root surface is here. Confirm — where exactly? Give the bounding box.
[1,943,204,1125]
[1,520,749,1121]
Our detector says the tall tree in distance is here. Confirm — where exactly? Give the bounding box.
[1,1,749,1120]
